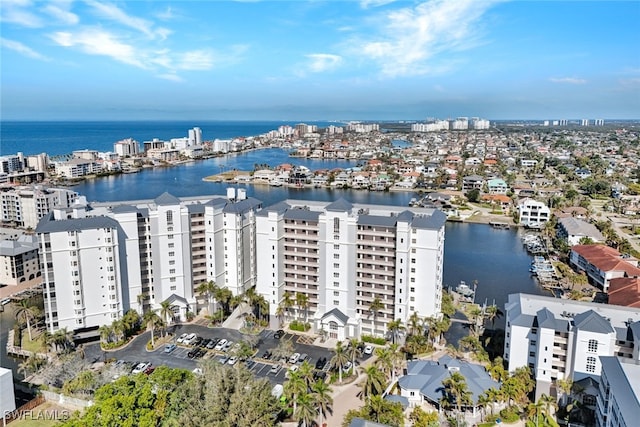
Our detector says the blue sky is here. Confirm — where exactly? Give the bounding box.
[1,0,639,120]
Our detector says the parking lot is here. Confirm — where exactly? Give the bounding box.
[85,324,372,384]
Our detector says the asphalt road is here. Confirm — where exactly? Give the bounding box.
[82,324,371,384]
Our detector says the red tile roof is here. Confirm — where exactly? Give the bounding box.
[608,277,640,308]
[572,245,640,276]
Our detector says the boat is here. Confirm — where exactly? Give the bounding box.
[269,180,283,187]
[455,281,475,298]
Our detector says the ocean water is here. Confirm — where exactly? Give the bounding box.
[0,120,339,156]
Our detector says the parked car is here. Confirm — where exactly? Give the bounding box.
[200,338,211,348]
[269,364,282,375]
[364,345,374,355]
[214,339,227,351]
[164,343,177,353]
[313,370,327,381]
[262,350,272,360]
[143,366,156,375]
[315,357,327,370]
[183,333,197,345]
[228,356,238,365]
[206,338,218,349]
[223,340,233,352]
[245,359,256,369]
[297,353,308,364]
[288,353,300,364]
[132,362,150,374]
[176,333,188,344]
[192,337,203,347]
[274,329,285,339]
[285,365,299,378]
[187,349,198,359]
[220,355,230,364]
[343,361,353,371]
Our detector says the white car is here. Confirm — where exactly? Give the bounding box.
[228,356,238,365]
[286,365,299,378]
[214,339,227,351]
[364,345,374,355]
[288,352,300,364]
[183,333,197,345]
[176,333,188,343]
[132,362,150,374]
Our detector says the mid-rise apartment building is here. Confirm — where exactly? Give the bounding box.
[256,198,446,340]
[569,245,640,292]
[504,293,640,398]
[0,185,80,229]
[36,190,262,334]
[0,235,41,286]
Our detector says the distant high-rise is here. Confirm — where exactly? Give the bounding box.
[594,119,605,126]
[581,119,590,126]
[188,127,202,146]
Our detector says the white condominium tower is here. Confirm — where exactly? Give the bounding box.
[36,190,262,334]
[256,198,446,340]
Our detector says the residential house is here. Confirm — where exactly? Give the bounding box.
[557,217,605,245]
[569,245,640,291]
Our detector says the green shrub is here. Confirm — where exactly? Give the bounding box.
[499,406,521,423]
[289,320,310,332]
[361,335,386,345]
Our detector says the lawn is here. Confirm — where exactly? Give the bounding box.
[21,331,44,353]
[9,402,73,427]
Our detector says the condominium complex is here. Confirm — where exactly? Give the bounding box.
[35,190,446,339]
[0,185,80,229]
[596,356,640,427]
[0,235,41,286]
[256,199,446,340]
[504,293,640,398]
[36,189,261,334]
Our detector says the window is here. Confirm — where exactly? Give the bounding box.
[333,281,339,286]
[530,340,537,346]
[168,243,174,248]
[411,259,416,264]
[531,328,537,334]
[333,300,339,305]
[334,217,340,233]
[586,356,596,373]
[333,253,339,259]
[169,260,175,265]
[166,211,173,224]
[333,263,339,268]
[170,285,177,291]
[529,351,535,357]
[170,277,176,282]
[168,234,174,239]
[334,291,339,296]
[588,339,598,353]
[333,272,339,278]
[410,287,415,292]
[168,251,175,257]
[169,269,176,274]
[334,244,340,250]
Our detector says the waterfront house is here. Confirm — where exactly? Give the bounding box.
[556,217,605,245]
[517,199,550,228]
[487,178,508,195]
[462,175,484,193]
[398,356,500,415]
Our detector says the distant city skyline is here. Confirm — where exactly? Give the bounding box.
[1,1,639,121]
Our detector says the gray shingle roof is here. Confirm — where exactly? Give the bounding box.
[535,308,568,330]
[357,215,397,227]
[558,217,605,240]
[222,197,262,214]
[111,205,140,214]
[573,310,615,334]
[321,307,349,324]
[36,212,120,234]
[154,192,181,206]
[412,209,447,230]
[325,198,353,212]
[599,356,640,425]
[0,235,39,256]
[283,208,321,222]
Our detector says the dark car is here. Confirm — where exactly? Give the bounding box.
[200,338,211,348]
[315,357,327,370]
[206,338,219,349]
[144,366,156,375]
[192,337,203,347]
[187,349,198,359]
[262,350,272,360]
[245,359,256,369]
[274,329,284,339]
[313,370,326,381]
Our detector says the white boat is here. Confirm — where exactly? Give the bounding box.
[269,180,283,187]
[455,281,475,298]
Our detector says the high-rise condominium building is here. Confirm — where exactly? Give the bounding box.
[36,190,261,334]
[0,185,80,229]
[255,199,446,340]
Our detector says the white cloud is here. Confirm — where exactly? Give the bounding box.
[353,0,502,77]
[176,50,215,71]
[305,53,343,73]
[42,3,79,25]
[49,28,146,68]
[85,0,168,39]
[0,37,50,60]
[549,77,587,85]
[0,2,44,28]
[360,0,397,9]
[157,73,183,82]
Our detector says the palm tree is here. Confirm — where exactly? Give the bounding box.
[296,292,309,323]
[526,400,545,426]
[18,354,42,380]
[143,310,162,347]
[53,327,74,353]
[346,338,362,375]
[408,311,423,336]
[112,319,125,342]
[215,286,233,317]
[311,379,333,426]
[361,365,387,398]
[195,280,218,314]
[298,360,315,388]
[282,291,294,321]
[539,393,558,420]
[330,341,349,384]
[275,303,285,327]
[76,343,86,360]
[136,292,148,314]
[374,347,393,380]
[386,318,405,345]
[159,300,174,335]
[284,369,306,414]
[98,325,112,345]
[368,297,385,337]
[293,392,317,427]
[15,299,39,341]
[442,371,472,414]
[483,304,502,328]
[39,331,54,353]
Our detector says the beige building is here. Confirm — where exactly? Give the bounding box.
[0,235,41,286]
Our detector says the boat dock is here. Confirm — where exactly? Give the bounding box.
[489,221,510,229]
